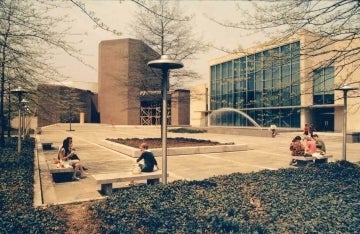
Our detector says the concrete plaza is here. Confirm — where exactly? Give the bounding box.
[34,123,360,206]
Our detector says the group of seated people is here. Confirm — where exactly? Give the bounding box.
[57,138,159,182]
[289,134,326,166]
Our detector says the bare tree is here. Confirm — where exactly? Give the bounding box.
[204,0,360,127]
[210,0,359,89]
[0,0,92,146]
[129,0,208,89]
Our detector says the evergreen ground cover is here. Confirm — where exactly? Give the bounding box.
[0,137,359,233]
[0,138,66,233]
[90,161,360,233]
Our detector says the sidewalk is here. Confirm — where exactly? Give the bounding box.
[34,123,360,206]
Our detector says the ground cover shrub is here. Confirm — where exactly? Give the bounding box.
[0,138,66,233]
[1,137,359,233]
[90,162,360,233]
[107,137,226,148]
[168,127,207,133]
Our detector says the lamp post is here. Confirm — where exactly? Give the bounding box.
[335,85,359,161]
[11,87,28,153]
[148,55,183,184]
[20,99,29,139]
[68,104,74,131]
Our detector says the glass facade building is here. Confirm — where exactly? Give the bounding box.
[210,40,335,129]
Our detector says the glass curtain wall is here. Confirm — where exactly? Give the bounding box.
[210,41,301,128]
[313,67,335,105]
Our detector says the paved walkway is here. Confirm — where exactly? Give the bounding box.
[34,123,360,206]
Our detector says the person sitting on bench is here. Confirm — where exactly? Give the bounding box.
[313,134,326,155]
[137,142,159,172]
[289,135,305,165]
[129,142,159,186]
[304,135,317,156]
[59,137,85,181]
[58,137,88,171]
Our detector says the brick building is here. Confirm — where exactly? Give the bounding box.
[98,38,190,126]
[37,84,99,127]
[37,38,190,127]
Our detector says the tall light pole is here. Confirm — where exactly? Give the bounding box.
[68,104,74,131]
[20,99,29,139]
[335,85,359,161]
[148,55,183,184]
[11,87,28,153]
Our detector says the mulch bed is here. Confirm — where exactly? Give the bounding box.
[106,137,233,148]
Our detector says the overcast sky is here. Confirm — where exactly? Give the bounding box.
[54,0,264,88]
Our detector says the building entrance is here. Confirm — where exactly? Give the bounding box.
[140,106,161,125]
[140,106,171,125]
[311,107,334,132]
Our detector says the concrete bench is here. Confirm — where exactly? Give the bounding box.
[93,170,164,195]
[49,162,74,182]
[42,142,53,150]
[292,155,333,166]
[49,165,74,174]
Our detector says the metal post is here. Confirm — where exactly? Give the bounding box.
[11,87,28,154]
[148,55,183,184]
[69,104,72,131]
[22,109,25,139]
[20,99,28,139]
[335,85,358,161]
[342,91,348,161]
[17,106,21,152]
[161,69,168,184]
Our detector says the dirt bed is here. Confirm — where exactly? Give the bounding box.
[106,137,233,148]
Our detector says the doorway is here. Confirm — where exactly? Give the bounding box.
[311,107,334,132]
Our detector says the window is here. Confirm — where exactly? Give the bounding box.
[313,67,334,105]
[209,41,301,128]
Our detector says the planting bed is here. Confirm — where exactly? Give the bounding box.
[107,137,233,148]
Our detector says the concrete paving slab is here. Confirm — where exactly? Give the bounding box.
[34,123,360,206]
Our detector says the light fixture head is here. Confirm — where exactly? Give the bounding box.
[147,55,183,70]
[20,98,29,104]
[11,86,28,96]
[335,85,359,92]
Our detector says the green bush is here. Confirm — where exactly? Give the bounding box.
[1,137,359,233]
[168,127,207,133]
[0,137,66,233]
[90,162,360,233]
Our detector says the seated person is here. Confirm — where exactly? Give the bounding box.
[305,136,317,156]
[313,134,326,155]
[59,137,85,181]
[137,142,159,172]
[289,136,305,165]
[58,137,88,170]
[130,142,159,186]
